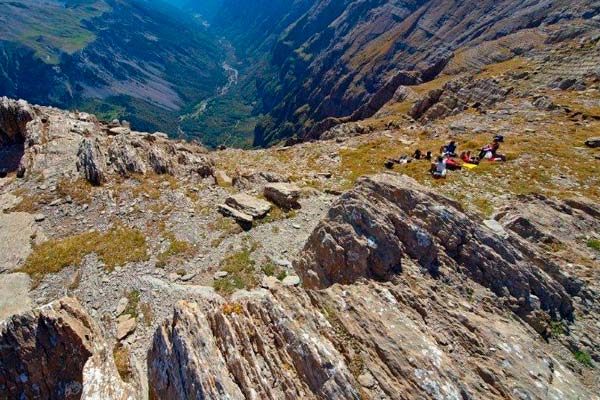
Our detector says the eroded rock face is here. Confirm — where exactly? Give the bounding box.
[0,298,136,400]
[148,279,595,400]
[410,77,512,122]
[77,138,107,186]
[295,174,576,328]
[0,97,35,145]
[108,136,147,176]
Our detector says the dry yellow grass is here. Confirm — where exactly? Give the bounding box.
[20,226,149,282]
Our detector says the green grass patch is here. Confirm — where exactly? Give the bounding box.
[573,349,594,367]
[20,226,148,282]
[156,232,195,268]
[261,261,288,281]
[213,244,258,296]
[549,321,565,337]
[122,290,140,318]
[587,239,600,252]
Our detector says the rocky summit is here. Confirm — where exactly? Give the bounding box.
[1,2,600,400]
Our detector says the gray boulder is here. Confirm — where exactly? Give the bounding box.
[77,138,106,185]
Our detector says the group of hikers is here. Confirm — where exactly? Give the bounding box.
[385,135,507,179]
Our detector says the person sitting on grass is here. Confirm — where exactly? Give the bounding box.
[479,135,507,161]
[430,156,447,179]
[460,151,479,164]
[444,154,462,170]
[441,141,458,157]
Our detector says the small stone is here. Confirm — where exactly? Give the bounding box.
[584,137,600,148]
[214,271,229,279]
[264,183,301,209]
[34,214,46,222]
[214,170,233,187]
[218,204,253,225]
[49,199,62,207]
[115,297,128,316]
[358,372,376,388]
[272,258,292,268]
[261,276,279,290]
[282,275,301,287]
[180,273,196,282]
[108,127,131,136]
[292,224,301,230]
[225,193,271,218]
[116,315,136,340]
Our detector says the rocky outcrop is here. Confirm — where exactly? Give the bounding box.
[0,97,35,146]
[77,138,107,186]
[148,280,594,400]
[108,136,146,176]
[410,77,512,122]
[295,174,577,329]
[319,122,374,141]
[147,147,172,175]
[0,298,136,399]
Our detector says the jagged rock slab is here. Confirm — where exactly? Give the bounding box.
[77,138,106,185]
[225,193,272,218]
[0,298,137,399]
[148,280,594,400]
[218,203,254,224]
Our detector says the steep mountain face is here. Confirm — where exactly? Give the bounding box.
[0,0,226,135]
[237,0,599,145]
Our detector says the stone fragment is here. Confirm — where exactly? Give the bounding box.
[116,315,137,340]
[225,193,271,219]
[282,275,301,287]
[214,170,233,187]
[261,276,279,289]
[264,182,301,209]
[115,297,129,316]
[585,137,600,148]
[218,204,253,224]
[108,127,131,136]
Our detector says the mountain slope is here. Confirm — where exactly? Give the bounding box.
[216,0,597,145]
[0,0,227,135]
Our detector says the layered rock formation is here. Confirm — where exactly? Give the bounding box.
[0,298,136,399]
[295,174,580,331]
[410,78,513,122]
